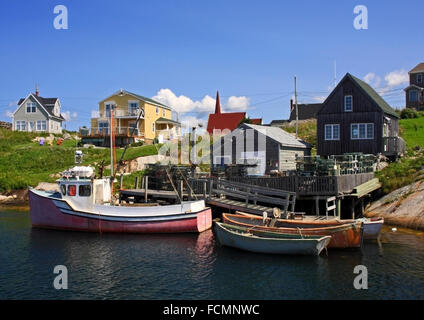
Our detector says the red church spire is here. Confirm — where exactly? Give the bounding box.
[214,91,221,114]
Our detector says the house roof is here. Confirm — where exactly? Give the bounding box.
[155,117,181,126]
[289,103,321,121]
[404,84,424,92]
[18,94,65,121]
[242,123,311,149]
[206,112,246,134]
[348,74,399,118]
[101,89,172,110]
[409,63,424,74]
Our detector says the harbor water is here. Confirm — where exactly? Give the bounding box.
[1,207,423,299]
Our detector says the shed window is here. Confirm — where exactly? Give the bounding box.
[324,124,339,140]
[351,123,374,139]
[79,185,91,197]
[67,185,76,196]
[344,96,353,112]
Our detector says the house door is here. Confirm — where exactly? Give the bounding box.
[28,122,35,132]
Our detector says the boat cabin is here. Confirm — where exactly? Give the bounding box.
[58,166,111,209]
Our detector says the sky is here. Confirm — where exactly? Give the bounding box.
[0,0,423,131]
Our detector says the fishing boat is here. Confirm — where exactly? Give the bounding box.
[29,166,212,233]
[237,211,383,240]
[222,213,363,248]
[215,222,331,256]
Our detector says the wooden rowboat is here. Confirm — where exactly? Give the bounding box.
[236,211,383,240]
[214,222,331,256]
[222,213,363,248]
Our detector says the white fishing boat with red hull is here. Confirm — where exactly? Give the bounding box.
[29,166,212,233]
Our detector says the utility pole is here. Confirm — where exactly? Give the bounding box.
[294,76,298,138]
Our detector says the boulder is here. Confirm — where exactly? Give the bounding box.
[63,133,72,140]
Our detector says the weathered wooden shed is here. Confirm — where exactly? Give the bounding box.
[317,73,405,158]
[211,123,311,175]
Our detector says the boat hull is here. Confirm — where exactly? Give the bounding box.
[29,189,212,233]
[222,214,363,248]
[215,222,331,256]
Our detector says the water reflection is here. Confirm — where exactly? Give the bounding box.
[1,209,424,299]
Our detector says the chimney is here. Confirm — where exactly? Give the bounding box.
[290,99,293,111]
[214,91,221,114]
[35,84,39,96]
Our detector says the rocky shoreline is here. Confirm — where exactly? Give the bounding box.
[0,183,59,206]
[365,180,424,231]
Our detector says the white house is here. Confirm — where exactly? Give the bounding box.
[12,88,65,134]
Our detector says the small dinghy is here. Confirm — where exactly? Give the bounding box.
[222,213,363,248]
[29,166,212,234]
[237,211,383,240]
[214,222,331,256]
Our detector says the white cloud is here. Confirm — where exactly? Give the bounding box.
[152,89,215,114]
[226,96,250,112]
[151,88,251,114]
[384,69,409,87]
[5,110,13,118]
[363,72,382,88]
[61,110,78,121]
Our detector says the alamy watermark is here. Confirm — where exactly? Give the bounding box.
[53,265,68,290]
[353,265,368,289]
[53,5,68,30]
[353,5,368,30]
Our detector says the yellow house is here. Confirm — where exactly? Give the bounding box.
[89,89,181,145]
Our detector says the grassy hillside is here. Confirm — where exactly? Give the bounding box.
[399,117,424,150]
[0,129,160,192]
[376,116,424,194]
[281,120,317,154]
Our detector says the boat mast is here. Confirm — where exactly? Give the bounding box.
[110,106,116,201]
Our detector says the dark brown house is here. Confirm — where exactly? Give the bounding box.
[317,73,405,158]
[404,63,424,110]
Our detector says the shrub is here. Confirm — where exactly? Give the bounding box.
[400,108,419,119]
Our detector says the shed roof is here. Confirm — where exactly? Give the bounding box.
[242,123,311,149]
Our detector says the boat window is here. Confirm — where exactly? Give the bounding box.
[60,184,66,195]
[79,185,91,197]
[67,185,76,196]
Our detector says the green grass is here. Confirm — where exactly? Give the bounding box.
[399,117,424,151]
[376,116,424,194]
[0,129,160,192]
[281,120,317,154]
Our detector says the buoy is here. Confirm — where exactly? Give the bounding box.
[392,227,397,232]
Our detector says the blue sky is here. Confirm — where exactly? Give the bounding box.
[0,0,422,130]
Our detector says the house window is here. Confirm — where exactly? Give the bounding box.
[163,108,166,117]
[344,95,353,112]
[410,90,418,102]
[15,120,26,131]
[156,107,159,115]
[128,101,139,115]
[324,124,339,140]
[99,121,109,134]
[26,102,36,113]
[152,122,155,132]
[36,120,47,131]
[351,123,374,139]
[417,74,423,84]
[105,103,114,117]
